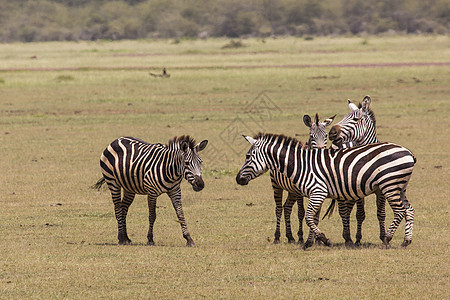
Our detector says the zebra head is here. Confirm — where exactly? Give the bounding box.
[180,138,208,192]
[303,113,336,149]
[236,135,268,185]
[328,95,377,147]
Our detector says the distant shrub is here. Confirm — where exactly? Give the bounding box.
[0,0,448,41]
[55,75,75,82]
[221,40,245,49]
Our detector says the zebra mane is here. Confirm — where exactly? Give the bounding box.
[168,135,196,149]
[357,102,377,126]
[253,132,304,148]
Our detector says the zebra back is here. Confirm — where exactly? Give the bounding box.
[100,136,196,195]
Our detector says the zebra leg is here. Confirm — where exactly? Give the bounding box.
[295,194,305,244]
[108,182,126,245]
[313,206,322,245]
[167,186,195,247]
[400,189,414,248]
[355,198,366,246]
[305,208,320,246]
[338,200,354,247]
[106,180,132,245]
[118,190,135,245]
[273,187,284,244]
[375,191,387,242]
[147,193,158,246]
[303,194,331,249]
[383,190,406,248]
[283,192,297,243]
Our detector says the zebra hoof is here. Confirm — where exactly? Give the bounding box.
[383,237,392,249]
[354,241,362,247]
[186,241,195,247]
[303,240,314,250]
[345,240,355,248]
[147,241,155,246]
[316,233,332,247]
[287,238,296,244]
[118,238,132,245]
[401,240,411,248]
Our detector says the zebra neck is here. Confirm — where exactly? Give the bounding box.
[165,149,185,180]
[362,135,380,145]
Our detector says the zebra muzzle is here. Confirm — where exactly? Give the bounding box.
[236,172,249,185]
[192,175,204,192]
[328,125,341,141]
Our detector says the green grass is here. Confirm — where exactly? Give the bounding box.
[0,36,449,299]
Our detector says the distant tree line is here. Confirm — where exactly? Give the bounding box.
[1,0,448,42]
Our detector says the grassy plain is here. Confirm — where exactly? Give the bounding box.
[0,36,449,299]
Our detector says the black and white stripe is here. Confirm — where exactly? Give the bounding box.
[236,133,415,249]
[329,96,379,147]
[270,113,335,244]
[328,95,387,245]
[93,136,208,246]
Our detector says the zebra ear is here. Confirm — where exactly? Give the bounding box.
[361,95,371,111]
[303,115,312,128]
[195,140,208,152]
[180,141,189,152]
[348,99,358,111]
[243,135,256,145]
[323,114,336,127]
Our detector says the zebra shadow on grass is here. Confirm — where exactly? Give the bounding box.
[304,241,385,250]
[90,242,189,248]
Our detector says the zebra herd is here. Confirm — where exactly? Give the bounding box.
[93,95,416,250]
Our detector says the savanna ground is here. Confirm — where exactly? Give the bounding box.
[0,36,449,299]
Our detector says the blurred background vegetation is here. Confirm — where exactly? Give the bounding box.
[0,0,449,42]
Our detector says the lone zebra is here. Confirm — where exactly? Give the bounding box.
[93,136,208,246]
[270,113,335,244]
[236,133,415,249]
[328,95,387,245]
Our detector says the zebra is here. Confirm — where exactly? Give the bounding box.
[329,96,379,146]
[236,133,416,249]
[92,136,208,246]
[270,113,335,244]
[328,95,388,245]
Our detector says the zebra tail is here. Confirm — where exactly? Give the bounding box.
[322,199,336,220]
[91,177,106,190]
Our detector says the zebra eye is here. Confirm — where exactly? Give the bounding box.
[353,117,360,121]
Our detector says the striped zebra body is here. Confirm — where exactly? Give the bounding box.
[270,114,335,244]
[329,95,387,245]
[94,136,208,246]
[236,133,415,249]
